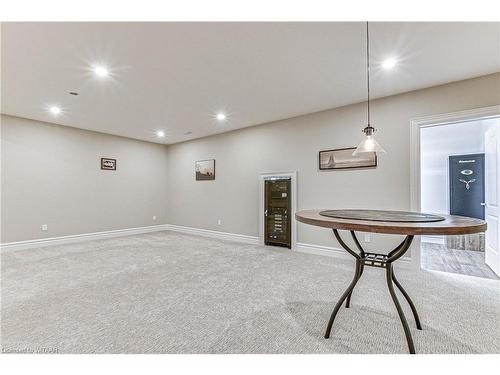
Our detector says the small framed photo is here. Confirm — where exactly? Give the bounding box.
[101,158,116,170]
[319,147,377,170]
[195,159,215,181]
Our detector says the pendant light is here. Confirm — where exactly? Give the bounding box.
[353,22,386,155]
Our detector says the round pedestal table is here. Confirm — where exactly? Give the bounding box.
[295,209,486,354]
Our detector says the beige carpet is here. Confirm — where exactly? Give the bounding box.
[1,231,499,354]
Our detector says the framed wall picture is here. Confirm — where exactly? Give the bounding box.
[319,147,377,170]
[101,158,117,170]
[195,159,215,180]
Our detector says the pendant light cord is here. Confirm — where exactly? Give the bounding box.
[366,21,370,127]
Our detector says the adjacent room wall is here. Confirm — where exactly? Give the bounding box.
[1,115,169,243]
[166,73,500,251]
[421,119,496,216]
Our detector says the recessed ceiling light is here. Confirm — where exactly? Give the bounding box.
[93,65,109,77]
[216,113,226,121]
[157,131,165,137]
[49,106,61,115]
[382,57,397,70]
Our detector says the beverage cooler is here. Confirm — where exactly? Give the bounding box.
[264,178,291,248]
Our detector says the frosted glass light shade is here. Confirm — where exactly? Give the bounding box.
[353,135,386,155]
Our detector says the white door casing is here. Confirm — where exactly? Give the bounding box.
[485,122,500,276]
[410,105,500,270]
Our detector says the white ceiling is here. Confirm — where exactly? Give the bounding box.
[2,22,499,144]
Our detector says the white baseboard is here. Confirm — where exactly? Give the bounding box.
[0,224,170,252]
[0,224,261,252]
[167,228,411,264]
[295,242,412,266]
[0,223,411,266]
[166,224,260,245]
[421,235,445,245]
[295,242,350,260]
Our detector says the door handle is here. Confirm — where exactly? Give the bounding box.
[480,203,486,206]
[264,209,268,217]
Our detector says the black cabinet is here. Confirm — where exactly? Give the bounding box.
[264,178,291,248]
[449,153,485,220]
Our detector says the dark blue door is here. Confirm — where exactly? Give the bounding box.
[449,153,485,219]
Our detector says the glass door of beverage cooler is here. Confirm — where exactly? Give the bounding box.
[264,178,291,248]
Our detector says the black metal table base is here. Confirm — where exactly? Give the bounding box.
[324,229,422,354]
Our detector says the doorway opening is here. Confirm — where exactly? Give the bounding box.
[419,116,499,279]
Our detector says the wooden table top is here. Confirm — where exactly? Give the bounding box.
[295,209,487,235]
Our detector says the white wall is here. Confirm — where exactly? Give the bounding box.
[2,73,499,249]
[421,119,496,215]
[166,73,500,251]
[1,115,169,243]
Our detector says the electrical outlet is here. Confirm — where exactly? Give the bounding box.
[152,215,157,221]
[217,219,222,225]
[41,224,48,231]
[364,233,371,242]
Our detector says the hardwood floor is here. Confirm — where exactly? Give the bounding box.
[421,242,499,280]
